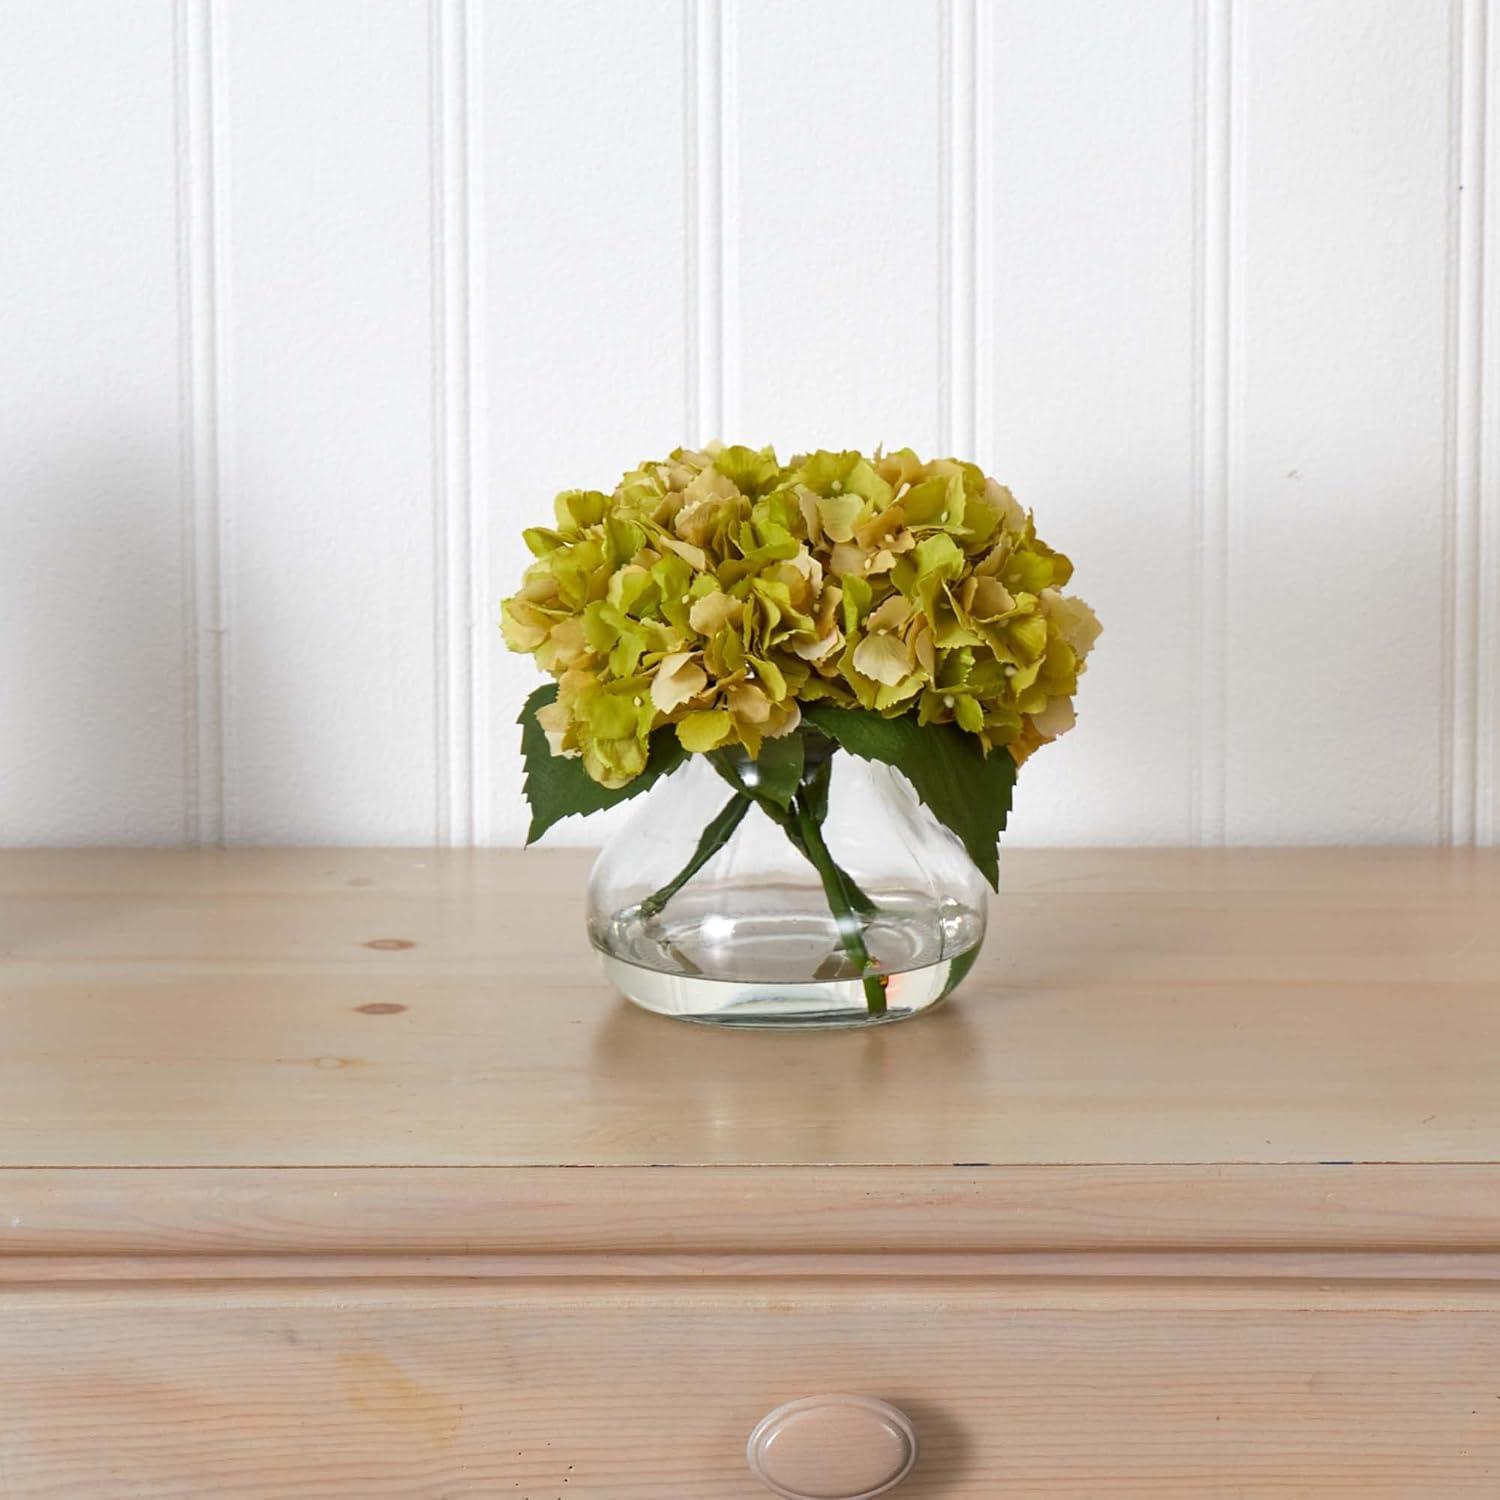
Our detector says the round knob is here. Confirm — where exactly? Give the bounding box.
[746,1394,918,1499]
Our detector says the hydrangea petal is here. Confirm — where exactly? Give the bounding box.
[852,632,913,686]
[677,709,734,752]
[502,443,1098,787]
[650,651,708,714]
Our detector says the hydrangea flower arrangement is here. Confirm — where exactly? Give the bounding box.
[503,444,1098,1008]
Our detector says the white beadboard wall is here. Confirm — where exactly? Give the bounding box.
[1,0,1495,848]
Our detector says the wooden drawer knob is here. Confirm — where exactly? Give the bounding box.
[746,1394,918,1499]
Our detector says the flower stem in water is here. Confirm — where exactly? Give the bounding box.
[791,795,888,1016]
[638,793,752,919]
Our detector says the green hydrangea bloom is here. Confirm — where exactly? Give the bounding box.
[501,444,1100,785]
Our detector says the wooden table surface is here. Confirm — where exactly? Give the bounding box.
[3,848,1500,1496]
[1,846,1496,1171]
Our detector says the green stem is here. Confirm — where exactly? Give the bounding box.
[789,751,879,917]
[770,818,872,913]
[638,794,752,919]
[791,795,888,1017]
[703,739,884,1013]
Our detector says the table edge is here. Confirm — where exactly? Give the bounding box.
[4,1163,1497,1257]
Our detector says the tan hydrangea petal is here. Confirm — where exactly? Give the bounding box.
[535,699,574,756]
[829,540,867,576]
[682,464,739,504]
[1029,695,1077,741]
[501,602,549,653]
[650,651,709,714]
[866,593,913,633]
[536,615,592,673]
[796,486,823,543]
[873,447,928,490]
[852,632,913,686]
[688,590,743,636]
[762,699,802,738]
[725,680,772,724]
[790,625,841,662]
[964,575,1017,620]
[984,477,1026,532]
[657,535,709,571]
[1041,588,1103,656]
[783,546,824,591]
[912,624,936,677]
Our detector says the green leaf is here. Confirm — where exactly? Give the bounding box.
[518,684,685,844]
[797,729,836,822]
[802,705,1014,890]
[709,732,805,813]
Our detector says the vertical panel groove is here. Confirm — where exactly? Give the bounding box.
[1444,0,1488,846]
[687,0,737,445]
[1483,0,1500,845]
[465,0,490,847]
[431,0,476,846]
[720,0,740,442]
[1192,0,1234,847]
[174,0,226,847]
[939,0,977,457]
[684,0,703,443]
[972,0,994,469]
[210,0,238,844]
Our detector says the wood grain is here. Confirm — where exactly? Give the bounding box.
[1,849,1497,1494]
[7,1250,1500,1290]
[2,1279,1496,1496]
[5,1165,1500,1258]
[0,848,1496,1169]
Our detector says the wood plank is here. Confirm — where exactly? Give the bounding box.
[2,1280,1496,1496]
[4,1165,1500,1257]
[0,849,1495,1168]
[6,1251,1500,1289]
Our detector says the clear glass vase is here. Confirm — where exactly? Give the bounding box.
[587,747,988,1028]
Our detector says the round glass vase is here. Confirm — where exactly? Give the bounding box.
[587,747,988,1028]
